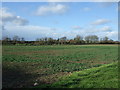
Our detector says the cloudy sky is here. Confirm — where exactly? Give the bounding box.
[1,2,118,41]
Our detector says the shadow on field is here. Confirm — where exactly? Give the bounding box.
[2,65,47,88]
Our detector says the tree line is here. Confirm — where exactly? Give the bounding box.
[2,35,119,45]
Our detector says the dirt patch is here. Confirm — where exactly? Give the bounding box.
[32,68,49,74]
[28,56,42,60]
[65,60,85,64]
[3,50,65,56]
[64,59,94,64]
[35,72,71,84]
[89,61,108,66]
[3,51,49,55]
[65,59,108,66]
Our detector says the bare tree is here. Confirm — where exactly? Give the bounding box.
[13,35,20,41]
[74,35,83,44]
[103,36,109,42]
[85,35,91,43]
[90,35,99,43]
[85,35,99,44]
[59,37,67,44]
[3,37,11,41]
[21,37,25,41]
[47,37,54,45]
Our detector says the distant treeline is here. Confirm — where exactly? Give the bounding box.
[2,35,120,45]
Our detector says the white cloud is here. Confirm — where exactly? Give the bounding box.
[12,16,28,26]
[2,25,61,40]
[1,8,14,23]
[78,25,112,34]
[83,7,91,11]
[91,19,110,25]
[71,26,81,30]
[6,25,54,32]
[35,3,68,16]
[106,31,118,40]
[1,7,28,26]
[106,31,118,37]
[2,24,117,41]
[100,26,112,32]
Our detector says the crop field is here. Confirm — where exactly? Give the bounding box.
[2,45,118,88]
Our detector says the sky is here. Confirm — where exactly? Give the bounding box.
[1,2,118,41]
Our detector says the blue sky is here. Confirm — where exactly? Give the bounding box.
[1,2,118,41]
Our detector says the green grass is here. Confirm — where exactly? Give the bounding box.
[2,45,118,88]
[37,62,118,88]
